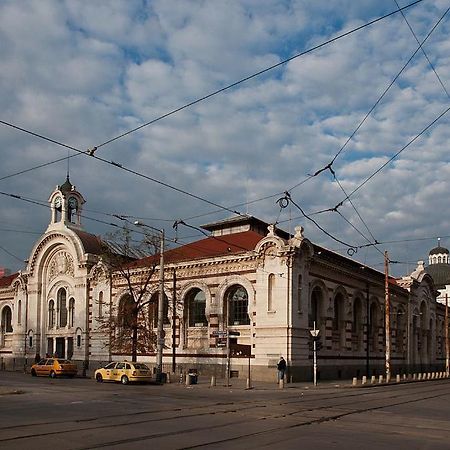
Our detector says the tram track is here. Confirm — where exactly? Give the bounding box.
[0,381,449,449]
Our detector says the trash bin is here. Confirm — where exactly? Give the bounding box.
[188,368,198,384]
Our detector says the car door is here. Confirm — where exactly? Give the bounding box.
[35,359,47,376]
[103,362,117,381]
[115,363,125,381]
[44,359,54,376]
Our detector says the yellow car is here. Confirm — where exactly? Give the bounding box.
[31,358,78,378]
[94,361,153,384]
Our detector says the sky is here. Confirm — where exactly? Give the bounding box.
[1,0,450,277]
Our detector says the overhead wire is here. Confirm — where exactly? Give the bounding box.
[393,0,450,99]
[288,3,450,192]
[92,1,423,152]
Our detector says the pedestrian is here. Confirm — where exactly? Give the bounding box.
[277,356,286,382]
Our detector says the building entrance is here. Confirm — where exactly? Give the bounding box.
[55,337,65,359]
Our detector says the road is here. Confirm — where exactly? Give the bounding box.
[0,372,449,449]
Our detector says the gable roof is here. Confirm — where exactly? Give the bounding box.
[130,230,264,268]
[0,273,18,288]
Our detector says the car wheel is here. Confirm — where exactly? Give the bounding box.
[121,375,129,385]
[50,371,56,379]
[96,373,103,383]
[31,369,37,377]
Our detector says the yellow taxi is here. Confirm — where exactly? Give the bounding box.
[31,358,78,378]
[94,361,153,384]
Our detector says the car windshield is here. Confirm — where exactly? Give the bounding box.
[59,360,72,364]
[133,364,150,370]
[104,362,116,369]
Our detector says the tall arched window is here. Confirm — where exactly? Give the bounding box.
[148,292,169,327]
[268,274,275,312]
[187,289,207,327]
[119,294,134,329]
[309,287,323,328]
[98,291,103,318]
[68,298,75,327]
[227,285,250,326]
[1,306,13,333]
[57,288,67,327]
[48,300,55,329]
[370,302,379,352]
[353,298,362,351]
[17,300,22,325]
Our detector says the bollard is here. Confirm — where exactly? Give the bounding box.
[279,378,284,389]
[186,374,191,386]
[378,375,384,384]
[352,377,357,386]
[166,372,171,384]
[418,373,422,380]
[210,375,216,387]
[396,374,400,383]
[371,375,376,384]
[386,374,391,384]
[402,374,407,381]
[362,376,367,385]
[427,372,431,380]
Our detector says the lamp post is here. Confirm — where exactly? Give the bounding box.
[310,321,320,386]
[134,221,165,382]
[384,251,391,382]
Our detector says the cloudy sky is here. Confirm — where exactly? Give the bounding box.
[1,0,450,277]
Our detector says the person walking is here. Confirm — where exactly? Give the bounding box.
[277,356,286,382]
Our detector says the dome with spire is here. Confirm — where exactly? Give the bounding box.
[59,176,74,193]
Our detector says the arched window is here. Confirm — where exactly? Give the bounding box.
[57,288,67,327]
[119,294,134,329]
[438,256,442,263]
[268,274,275,312]
[309,287,323,328]
[227,285,250,326]
[1,306,13,333]
[370,302,379,352]
[17,300,21,325]
[48,300,55,329]
[187,289,207,327]
[68,298,75,327]
[28,330,33,348]
[98,291,103,318]
[148,292,169,328]
[353,298,362,350]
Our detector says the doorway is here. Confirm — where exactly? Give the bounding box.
[55,337,65,359]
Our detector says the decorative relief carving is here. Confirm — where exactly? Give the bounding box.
[48,251,75,281]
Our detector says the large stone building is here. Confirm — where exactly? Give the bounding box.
[0,179,448,381]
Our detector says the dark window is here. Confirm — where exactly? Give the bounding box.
[68,298,75,327]
[148,292,169,327]
[227,285,250,326]
[188,289,207,327]
[119,295,134,329]
[48,300,55,328]
[105,362,116,369]
[57,288,67,327]
[1,306,13,332]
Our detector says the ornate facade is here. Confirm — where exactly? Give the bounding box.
[0,180,448,381]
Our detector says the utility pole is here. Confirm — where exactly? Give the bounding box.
[446,294,449,376]
[172,268,176,374]
[310,321,320,386]
[156,228,165,382]
[134,221,165,382]
[366,283,370,377]
[384,251,391,382]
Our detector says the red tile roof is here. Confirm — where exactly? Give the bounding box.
[130,230,264,268]
[0,273,18,288]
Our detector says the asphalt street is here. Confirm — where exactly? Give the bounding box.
[1,371,449,449]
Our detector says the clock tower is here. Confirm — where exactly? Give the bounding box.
[47,176,85,230]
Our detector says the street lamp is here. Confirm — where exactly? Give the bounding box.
[134,221,165,382]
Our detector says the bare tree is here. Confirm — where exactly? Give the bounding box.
[98,227,161,362]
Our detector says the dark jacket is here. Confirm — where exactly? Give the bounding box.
[277,359,286,371]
